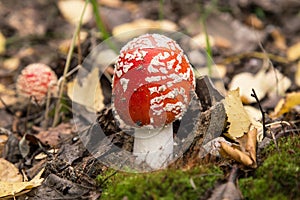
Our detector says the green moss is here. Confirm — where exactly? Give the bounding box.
[99,165,223,200]
[239,135,300,199]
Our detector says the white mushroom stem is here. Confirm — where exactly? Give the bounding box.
[133,124,173,169]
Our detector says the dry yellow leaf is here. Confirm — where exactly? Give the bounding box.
[67,67,104,113]
[57,0,92,25]
[270,29,287,50]
[0,168,44,198]
[287,42,300,61]
[190,33,215,49]
[2,57,20,71]
[214,36,232,49]
[112,19,178,41]
[0,32,6,54]
[245,14,264,29]
[270,92,300,118]
[0,158,23,182]
[223,88,251,139]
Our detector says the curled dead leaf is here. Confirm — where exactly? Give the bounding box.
[270,92,300,118]
[236,128,257,168]
[220,128,257,168]
[220,142,253,166]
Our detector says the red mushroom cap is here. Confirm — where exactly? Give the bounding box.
[112,34,195,128]
[16,63,58,103]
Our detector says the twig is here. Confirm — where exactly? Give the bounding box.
[0,97,14,115]
[99,170,118,187]
[251,88,266,138]
[221,51,289,65]
[52,0,89,127]
[77,31,83,65]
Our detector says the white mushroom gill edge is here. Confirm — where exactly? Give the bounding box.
[133,125,173,169]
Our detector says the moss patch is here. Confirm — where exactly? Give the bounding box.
[98,165,223,200]
[239,135,300,199]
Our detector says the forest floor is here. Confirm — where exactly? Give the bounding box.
[0,0,299,199]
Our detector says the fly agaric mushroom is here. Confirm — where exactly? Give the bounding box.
[112,34,195,169]
[16,63,58,103]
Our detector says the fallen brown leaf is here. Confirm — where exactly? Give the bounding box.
[245,14,264,29]
[220,142,253,166]
[270,91,300,118]
[0,168,44,199]
[270,28,287,50]
[0,158,23,182]
[35,123,73,146]
[236,128,258,168]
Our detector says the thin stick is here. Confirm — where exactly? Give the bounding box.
[251,88,266,138]
[0,97,14,115]
[221,51,288,65]
[52,0,89,127]
[77,31,83,65]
